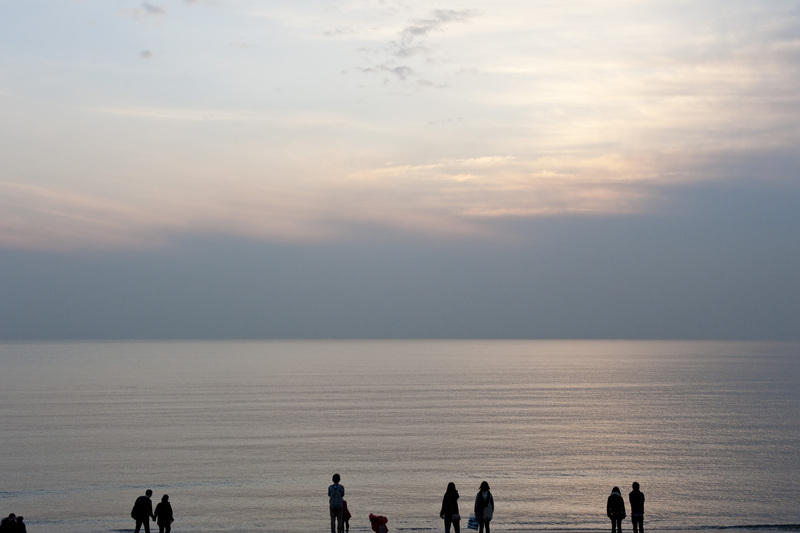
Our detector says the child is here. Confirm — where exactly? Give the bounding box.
[342,500,351,533]
[369,513,388,533]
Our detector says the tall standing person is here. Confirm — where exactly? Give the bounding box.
[440,482,460,533]
[474,481,494,533]
[328,473,345,533]
[629,483,645,533]
[131,490,155,533]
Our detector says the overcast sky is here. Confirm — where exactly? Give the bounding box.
[1,0,798,340]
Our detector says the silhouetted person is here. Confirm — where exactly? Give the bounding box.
[328,473,345,533]
[629,482,645,533]
[440,482,461,533]
[15,516,26,533]
[131,489,155,533]
[342,500,351,533]
[607,486,626,533]
[153,494,174,533]
[369,513,388,533]
[474,481,494,533]
[0,514,16,533]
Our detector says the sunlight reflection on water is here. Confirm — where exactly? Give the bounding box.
[1,340,799,533]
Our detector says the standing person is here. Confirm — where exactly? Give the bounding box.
[474,481,494,533]
[440,482,460,533]
[131,489,155,533]
[629,483,645,533]
[15,516,27,533]
[153,494,174,533]
[0,514,16,533]
[328,473,345,533]
[607,486,626,533]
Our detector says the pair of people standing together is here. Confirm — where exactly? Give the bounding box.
[328,474,351,533]
[131,490,174,533]
[607,483,646,533]
[440,481,494,533]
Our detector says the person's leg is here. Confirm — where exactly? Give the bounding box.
[344,518,349,533]
[330,507,337,533]
[478,517,484,533]
[484,519,490,533]
[164,523,170,533]
[135,520,143,533]
[336,507,344,533]
[143,519,150,533]
[453,516,460,533]
[444,515,452,533]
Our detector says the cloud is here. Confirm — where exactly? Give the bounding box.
[122,2,166,20]
[142,2,165,15]
[360,64,414,80]
[354,8,475,83]
[392,9,473,57]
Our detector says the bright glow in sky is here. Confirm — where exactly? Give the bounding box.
[2,0,798,250]
[2,1,800,341]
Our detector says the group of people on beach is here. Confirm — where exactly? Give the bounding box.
[439,481,494,533]
[328,475,496,533]
[607,483,646,533]
[329,474,645,533]
[130,490,174,533]
[0,514,26,533]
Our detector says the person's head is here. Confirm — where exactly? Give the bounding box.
[632,482,639,490]
[480,481,490,491]
[612,486,620,494]
[162,495,169,502]
[145,489,153,497]
[332,473,341,483]
[7,514,15,520]
[16,517,23,523]
[447,482,457,493]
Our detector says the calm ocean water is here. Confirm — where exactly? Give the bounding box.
[1,340,799,533]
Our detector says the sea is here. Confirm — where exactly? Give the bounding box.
[1,340,799,533]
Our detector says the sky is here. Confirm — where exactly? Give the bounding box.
[1,0,799,340]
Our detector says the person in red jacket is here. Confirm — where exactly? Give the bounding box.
[342,500,351,533]
[369,513,388,533]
